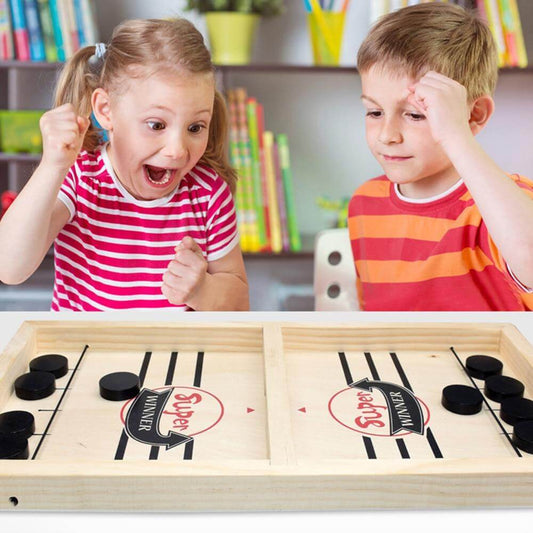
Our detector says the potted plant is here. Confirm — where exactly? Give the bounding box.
[185,1,286,65]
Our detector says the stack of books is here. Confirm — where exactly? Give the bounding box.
[0,0,99,62]
[369,0,528,68]
[227,88,302,254]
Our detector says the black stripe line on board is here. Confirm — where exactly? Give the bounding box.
[363,436,377,459]
[389,351,443,459]
[364,352,380,380]
[338,352,353,385]
[193,351,205,388]
[31,344,89,460]
[149,351,179,461]
[450,346,522,458]
[114,351,152,461]
[183,351,205,460]
[396,438,410,459]
[426,427,443,458]
[389,352,412,391]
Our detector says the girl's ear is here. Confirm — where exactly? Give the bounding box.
[469,95,495,135]
[92,88,113,131]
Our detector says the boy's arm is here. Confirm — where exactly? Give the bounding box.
[162,237,250,311]
[410,72,533,288]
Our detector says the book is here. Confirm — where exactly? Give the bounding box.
[64,0,79,53]
[483,0,507,67]
[36,0,58,62]
[0,0,14,60]
[262,131,282,253]
[56,0,73,58]
[245,97,268,250]
[502,0,528,67]
[78,0,98,45]
[8,0,31,60]
[276,133,301,252]
[255,101,272,252]
[48,0,65,60]
[72,0,86,46]
[226,89,250,252]
[23,0,46,61]
[234,88,260,252]
[273,139,290,252]
[369,0,389,24]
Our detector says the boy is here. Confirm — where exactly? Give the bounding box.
[348,3,533,310]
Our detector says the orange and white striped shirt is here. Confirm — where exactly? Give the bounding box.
[348,174,533,311]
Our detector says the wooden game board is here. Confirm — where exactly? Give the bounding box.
[1,320,533,511]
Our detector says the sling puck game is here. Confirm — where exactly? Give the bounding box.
[1,320,533,511]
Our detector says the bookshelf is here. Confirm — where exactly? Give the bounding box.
[1,0,533,311]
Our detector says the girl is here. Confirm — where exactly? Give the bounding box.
[0,18,249,311]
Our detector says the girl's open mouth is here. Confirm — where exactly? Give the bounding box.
[143,165,177,187]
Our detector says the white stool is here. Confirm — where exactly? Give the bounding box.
[313,228,358,311]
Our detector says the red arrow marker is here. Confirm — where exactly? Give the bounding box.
[247,408,254,413]
[298,407,307,413]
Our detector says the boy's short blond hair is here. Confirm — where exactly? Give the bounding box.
[357,3,498,100]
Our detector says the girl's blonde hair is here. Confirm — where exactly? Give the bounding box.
[357,3,498,101]
[54,18,237,193]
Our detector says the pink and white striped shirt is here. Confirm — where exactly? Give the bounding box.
[52,145,239,311]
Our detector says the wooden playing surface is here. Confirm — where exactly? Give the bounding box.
[1,321,533,510]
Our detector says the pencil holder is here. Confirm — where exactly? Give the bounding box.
[307,11,346,66]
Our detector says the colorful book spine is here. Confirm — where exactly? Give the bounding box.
[72,0,86,46]
[64,0,79,53]
[503,0,528,67]
[277,133,301,252]
[262,131,282,253]
[235,88,260,252]
[23,0,46,61]
[8,0,31,60]
[245,97,268,250]
[370,0,389,24]
[36,0,58,62]
[255,102,272,252]
[56,0,72,58]
[0,0,14,60]
[483,0,506,67]
[49,0,65,60]
[273,139,290,252]
[79,0,98,44]
[227,89,250,252]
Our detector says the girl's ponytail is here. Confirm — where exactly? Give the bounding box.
[54,45,104,152]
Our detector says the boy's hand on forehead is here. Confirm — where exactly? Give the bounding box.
[407,71,472,149]
[39,103,90,172]
[161,236,208,308]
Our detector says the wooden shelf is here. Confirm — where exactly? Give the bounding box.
[1,61,532,73]
[0,152,41,163]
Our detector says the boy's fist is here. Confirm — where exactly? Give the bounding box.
[407,71,471,147]
[39,104,90,171]
[162,236,208,307]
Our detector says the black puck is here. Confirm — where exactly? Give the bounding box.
[0,435,29,459]
[0,411,35,439]
[442,384,483,415]
[99,372,140,401]
[14,371,56,401]
[29,354,69,379]
[465,355,503,380]
[512,420,533,454]
[501,397,533,426]
[484,375,524,402]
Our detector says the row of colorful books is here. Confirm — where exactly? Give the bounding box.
[369,0,528,68]
[0,0,98,62]
[227,88,301,254]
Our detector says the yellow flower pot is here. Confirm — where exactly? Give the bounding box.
[205,12,260,65]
